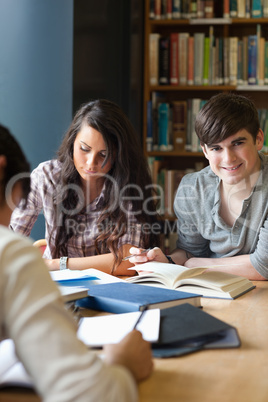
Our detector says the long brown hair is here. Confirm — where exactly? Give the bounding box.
[54,99,160,267]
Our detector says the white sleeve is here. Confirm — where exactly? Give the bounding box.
[0,229,137,402]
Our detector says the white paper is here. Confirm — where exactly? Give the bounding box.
[50,268,124,284]
[77,309,160,347]
[0,339,32,388]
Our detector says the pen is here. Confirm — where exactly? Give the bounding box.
[133,305,149,330]
[123,248,152,261]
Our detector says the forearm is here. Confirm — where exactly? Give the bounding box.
[184,254,266,281]
[46,244,136,276]
[170,248,192,266]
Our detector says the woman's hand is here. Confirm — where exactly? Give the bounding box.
[128,247,168,265]
[44,258,60,271]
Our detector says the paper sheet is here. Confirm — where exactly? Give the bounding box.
[77,309,160,346]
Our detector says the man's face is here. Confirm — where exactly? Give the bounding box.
[201,129,264,188]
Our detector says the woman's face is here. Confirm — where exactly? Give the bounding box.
[73,124,112,187]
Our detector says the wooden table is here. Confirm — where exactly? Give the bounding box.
[1,281,268,402]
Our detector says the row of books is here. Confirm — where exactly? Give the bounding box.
[147,94,268,153]
[149,0,268,20]
[148,157,206,216]
[149,26,268,87]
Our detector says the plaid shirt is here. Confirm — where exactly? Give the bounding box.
[10,160,145,259]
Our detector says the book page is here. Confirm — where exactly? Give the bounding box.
[0,339,32,388]
[128,262,207,288]
[50,268,124,285]
[77,309,160,347]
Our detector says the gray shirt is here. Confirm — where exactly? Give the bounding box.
[174,153,268,278]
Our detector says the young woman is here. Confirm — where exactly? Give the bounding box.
[0,124,153,402]
[10,99,160,274]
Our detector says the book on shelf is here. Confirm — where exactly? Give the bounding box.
[149,33,160,85]
[229,36,238,85]
[204,0,214,18]
[126,261,255,300]
[197,0,205,18]
[251,0,262,18]
[265,40,268,84]
[159,36,170,85]
[237,0,246,18]
[203,36,210,85]
[248,35,257,85]
[223,0,230,17]
[229,0,238,17]
[172,100,187,151]
[172,0,182,18]
[78,281,201,313]
[179,32,189,85]
[152,303,241,358]
[158,102,173,151]
[170,33,179,85]
[187,35,194,85]
[194,32,205,85]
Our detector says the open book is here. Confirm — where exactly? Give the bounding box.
[126,262,255,299]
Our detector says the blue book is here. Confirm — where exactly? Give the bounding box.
[158,102,170,151]
[77,282,201,313]
[251,0,262,18]
[248,35,257,85]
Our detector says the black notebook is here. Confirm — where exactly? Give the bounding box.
[152,303,241,358]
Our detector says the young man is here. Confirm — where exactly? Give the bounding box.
[130,93,268,280]
[0,125,153,402]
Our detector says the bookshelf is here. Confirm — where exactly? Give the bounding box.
[143,0,268,226]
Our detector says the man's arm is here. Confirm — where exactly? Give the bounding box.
[184,254,266,281]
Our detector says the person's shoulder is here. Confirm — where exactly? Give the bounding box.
[31,159,62,183]
[260,152,268,170]
[180,165,217,186]
[0,225,34,251]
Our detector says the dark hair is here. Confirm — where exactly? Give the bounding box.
[54,99,160,267]
[195,93,260,146]
[0,124,31,206]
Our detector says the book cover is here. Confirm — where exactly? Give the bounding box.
[229,36,238,85]
[223,0,230,17]
[158,102,171,150]
[204,0,214,18]
[251,0,262,18]
[194,32,205,85]
[78,282,201,313]
[197,0,205,18]
[248,35,257,85]
[159,36,170,85]
[203,37,210,85]
[172,0,182,18]
[230,0,238,17]
[172,100,187,151]
[149,33,160,85]
[179,33,189,85]
[187,36,194,85]
[152,303,241,358]
[170,33,179,85]
[264,40,268,84]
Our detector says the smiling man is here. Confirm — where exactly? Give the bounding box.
[130,93,268,280]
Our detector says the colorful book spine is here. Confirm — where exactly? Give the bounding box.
[194,32,205,85]
[229,37,238,85]
[149,33,160,85]
[248,35,257,85]
[159,36,170,85]
[172,0,182,18]
[203,37,210,85]
[170,33,179,85]
[230,0,238,17]
[158,102,170,151]
[251,0,262,18]
[179,33,189,85]
[187,36,194,85]
[265,41,268,85]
